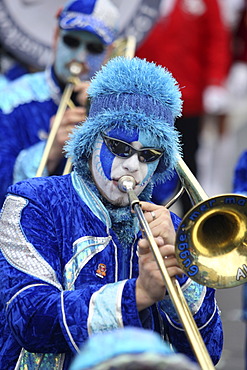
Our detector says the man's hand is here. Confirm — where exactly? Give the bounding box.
[135,202,183,311]
[73,80,91,107]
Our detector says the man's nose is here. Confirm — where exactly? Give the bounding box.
[122,154,140,172]
[75,46,88,63]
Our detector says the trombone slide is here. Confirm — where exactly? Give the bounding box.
[36,82,75,177]
[118,176,215,370]
[36,63,83,178]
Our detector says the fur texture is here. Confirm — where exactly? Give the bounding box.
[65,57,183,185]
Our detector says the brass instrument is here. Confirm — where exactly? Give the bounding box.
[35,62,83,177]
[118,175,215,370]
[109,35,136,59]
[118,159,247,369]
[174,158,247,289]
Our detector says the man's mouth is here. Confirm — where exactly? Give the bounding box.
[66,61,89,76]
[113,178,139,188]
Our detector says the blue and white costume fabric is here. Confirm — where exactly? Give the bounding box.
[0,61,29,90]
[0,66,63,208]
[0,171,223,369]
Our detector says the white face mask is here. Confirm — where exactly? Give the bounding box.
[54,30,107,84]
[90,130,162,207]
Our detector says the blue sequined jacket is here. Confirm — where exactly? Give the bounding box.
[0,66,62,208]
[0,172,223,369]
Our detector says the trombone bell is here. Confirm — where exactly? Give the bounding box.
[176,194,247,289]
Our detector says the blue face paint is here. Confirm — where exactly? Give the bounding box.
[100,128,139,180]
[138,130,160,185]
[91,128,162,206]
[100,142,115,180]
[100,128,160,182]
[54,30,107,83]
[108,128,139,142]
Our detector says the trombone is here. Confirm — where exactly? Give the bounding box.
[35,62,83,177]
[174,158,247,289]
[118,158,247,370]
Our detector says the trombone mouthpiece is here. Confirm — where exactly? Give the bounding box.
[118,176,136,193]
[69,62,84,76]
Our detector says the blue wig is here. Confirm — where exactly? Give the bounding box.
[65,56,183,184]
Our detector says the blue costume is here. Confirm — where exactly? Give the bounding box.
[0,53,30,90]
[0,172,222,369]
[0,67,64,208]
[0,57,223,369]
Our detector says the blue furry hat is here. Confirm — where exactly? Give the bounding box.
[65,56,183,184]
[70,327,198,370]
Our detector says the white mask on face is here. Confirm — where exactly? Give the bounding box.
[54,30,107,84]
[90,131,161,207]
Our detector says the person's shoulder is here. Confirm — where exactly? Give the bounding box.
[0,71,50,114]
[8,175,71,203]
[0,71,46,94]
[236,150,247,168]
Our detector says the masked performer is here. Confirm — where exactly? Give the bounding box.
[0,57,223,369]
[0,0,119,208]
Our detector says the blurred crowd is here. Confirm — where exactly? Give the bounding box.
[136,0,247,214]
[198,0,247,201]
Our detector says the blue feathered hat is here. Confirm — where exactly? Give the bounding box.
[65,56,183,184]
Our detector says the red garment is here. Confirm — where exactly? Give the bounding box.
[136,0,231,115]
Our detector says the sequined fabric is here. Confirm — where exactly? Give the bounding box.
[0,195,62,290]
[18,350,65,370]
[65,235,112,290]
[160,279,206,321]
